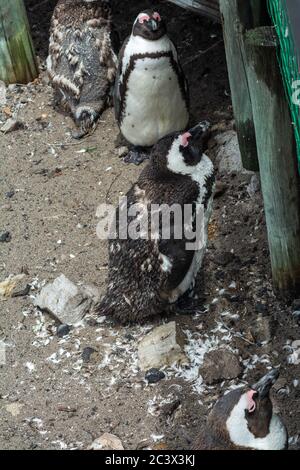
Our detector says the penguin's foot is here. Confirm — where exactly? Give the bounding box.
[124,147,149,165]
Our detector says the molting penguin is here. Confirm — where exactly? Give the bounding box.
[114,9,189,164]
[194,369,288,450]
[97,122,214,324]
[47,0,118,138]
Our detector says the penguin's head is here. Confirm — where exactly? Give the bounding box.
[209,369,288,450]
[150,122,210,177]
[132,10,167,40]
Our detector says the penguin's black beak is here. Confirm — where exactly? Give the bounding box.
[188,121,211,140]
[149,19,158,31]
[251,369,279,399]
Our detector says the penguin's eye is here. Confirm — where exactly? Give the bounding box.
[153,12,161,22]
[180,132,192,148]
[139,14,150,24]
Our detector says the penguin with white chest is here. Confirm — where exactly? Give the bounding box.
[194,369,288,450]
[97,122,214,324]
[47,0,118,138]
[114,9,189,164]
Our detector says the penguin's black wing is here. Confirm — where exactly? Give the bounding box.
[157,189,199,292]
[113,36,130,122]
[159,237,195,291]
[169,40,189,110]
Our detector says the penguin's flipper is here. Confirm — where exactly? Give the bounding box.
[170,40,190,110]
[159,238,195,293]
[113,36,130,123]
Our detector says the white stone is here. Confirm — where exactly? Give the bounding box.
[216,131,243,174]
[138,321,187,371]
[34,274,96,325]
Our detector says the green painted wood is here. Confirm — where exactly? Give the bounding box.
[0,0,38,84]
[245,26,300,296]
[219,0,259,171]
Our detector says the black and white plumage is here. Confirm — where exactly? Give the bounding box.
[47,0,118,138]
[114,9,189,164]
[194,369,288,450]
[97,122,214,324]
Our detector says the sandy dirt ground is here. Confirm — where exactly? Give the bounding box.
[0,0,299,450]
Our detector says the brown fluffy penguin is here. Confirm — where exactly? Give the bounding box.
[97,122,214,324]
[194,369,288,450]
[114,9,189,164]
[47,0,118,138]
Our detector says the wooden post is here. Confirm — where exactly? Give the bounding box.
[0,0,38,84]
[245,26,300,296]
[219,0,259,171]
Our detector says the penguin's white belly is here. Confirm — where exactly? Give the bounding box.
[121,56,189,146]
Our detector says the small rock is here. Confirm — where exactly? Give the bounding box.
[160,398,181,418]
[213,252,236,267]
[57,324,71,338]
[145,368,165,384]
[34,274,95,325]
[138,321,187,371]
[5,403,24,417]
[247,174,261,197]
[89,433,124,450]
[81,346,97,363]
[216,131,243,174]
[0,231,11,242]
[0,118,23,134]
[199,348,242,384]
[5,190,15,199]
[250,314,272,344]
[117,146,129,158]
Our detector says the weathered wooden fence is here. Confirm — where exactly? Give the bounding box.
[0,0,38,84]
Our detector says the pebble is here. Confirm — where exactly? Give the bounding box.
[145,368,165,384]
[81,346,97,363]
[0,118,23,134]
[89,433,124,450]
[0,231,11,242]
[247,174,261,197]
[199,349,242,384]
[213,252,236,267]
[57,324,71,338]
[5,190,15,199]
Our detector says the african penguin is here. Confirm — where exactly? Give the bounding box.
[194,369,288,450]
[114,9,189,165]
[97,122,214,324]
[47,0,118,139]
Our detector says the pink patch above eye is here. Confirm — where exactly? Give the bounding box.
[153,12,161,21]
[247,390,257,413]
[139,14,150,24]
[181,132,192,147]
